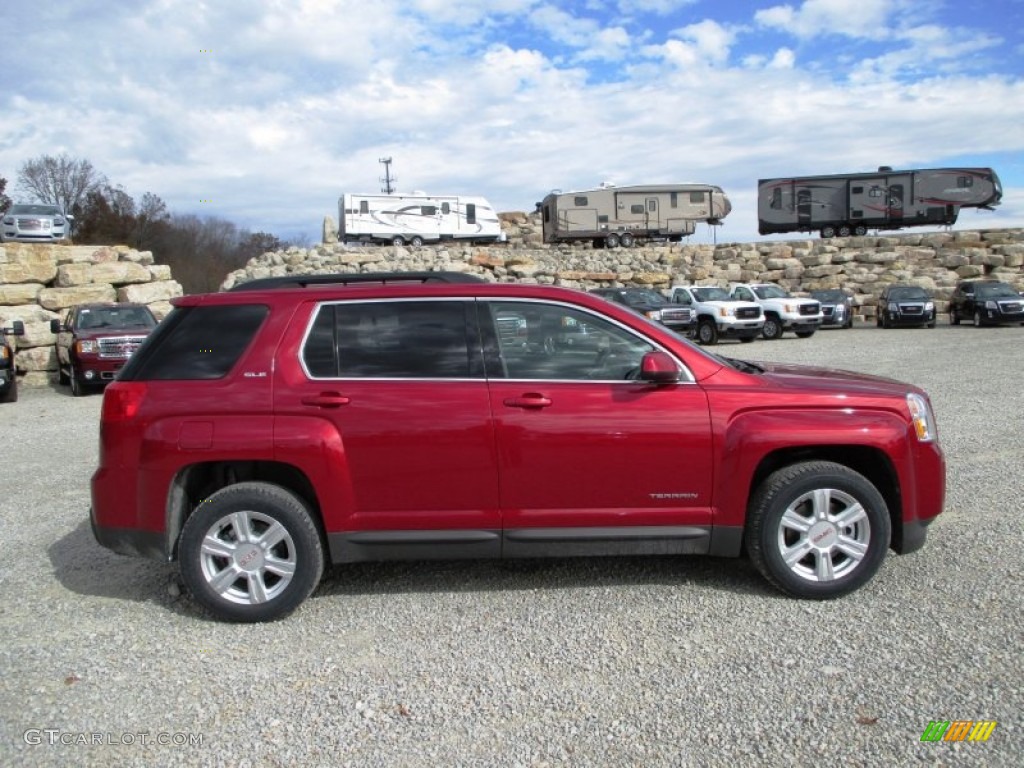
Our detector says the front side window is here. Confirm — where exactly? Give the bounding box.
[303,301,478,379]
[487,301,656,381]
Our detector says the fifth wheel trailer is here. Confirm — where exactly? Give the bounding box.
[338,193,505,245]
[758,167,1002,238]
[538,183,732,248]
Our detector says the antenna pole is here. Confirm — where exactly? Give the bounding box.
[379,157,396,194]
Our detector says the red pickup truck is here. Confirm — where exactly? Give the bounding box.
[51,303,158,396]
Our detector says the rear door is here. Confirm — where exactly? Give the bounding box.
[277,298,501,558]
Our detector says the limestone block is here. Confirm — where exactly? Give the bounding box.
[38,284,117,311]
[15,345,56,372]
[116,280,183,304]
[0,283,44,305]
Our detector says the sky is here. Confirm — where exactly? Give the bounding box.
[2,0,1023,245]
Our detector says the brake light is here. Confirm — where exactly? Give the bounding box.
[102,382,148,422]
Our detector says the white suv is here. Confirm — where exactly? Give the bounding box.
[669,285,764,345]
[730,283,823,340]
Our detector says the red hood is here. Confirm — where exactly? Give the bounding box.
[754,361,922,397]
[72,328,153,340]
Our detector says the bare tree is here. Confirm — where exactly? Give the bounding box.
[16,153,106,214]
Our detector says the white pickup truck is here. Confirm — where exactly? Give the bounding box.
[669,285,764,345]
[729,283,823,340]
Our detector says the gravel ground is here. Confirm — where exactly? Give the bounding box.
[1,322,1021,767]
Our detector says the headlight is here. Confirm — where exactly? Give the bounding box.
[906,393,937,442]
[888,302,898,313]
[719,307,736,317]
[645,310,662,321]
[0,346,8,360]
[74,340,98,354]
[925,301,934,311]
[985,300,998,310]
[2,216,13,225]
[834,305,846,317]
[784,303,795,313]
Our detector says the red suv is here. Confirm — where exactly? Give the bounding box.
[92,273,946,621]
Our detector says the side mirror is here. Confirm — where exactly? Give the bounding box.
[639,350,681,384]
[9,320,25,336]
[50,319,62,334]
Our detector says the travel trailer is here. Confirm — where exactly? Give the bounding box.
[538,183,732,248]
[338,193,506,245]
[757,167,1002,238]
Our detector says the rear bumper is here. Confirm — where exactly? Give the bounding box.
[90,511,167,560]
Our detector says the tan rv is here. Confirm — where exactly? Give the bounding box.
[538,183,732,248]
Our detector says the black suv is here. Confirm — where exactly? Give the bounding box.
[809,289,854,329]
[1,320,25,403]
[949,280,1024,327]
[589,287,695,334]
[876,285,936,328]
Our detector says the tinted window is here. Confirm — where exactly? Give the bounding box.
[422,205,437,216]
[487,301,655,381]
[123,305,268,381]
[574,196,588,206]
[304,301,477,379]
[689,192,704,204]
[631,205,644,214]
[76,305,156,330]
[466,204,476,224]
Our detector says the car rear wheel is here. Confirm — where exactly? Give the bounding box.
[409,236,424,247]
[619,232,635,248]
[745,461,891,599]
[178,482,325,622]
[838,225,852,237]
[973,311,984,327]
[820,226,836,238]
[696,320,718,345]
[761,315,783,340]
[605,233,620,249]
[391,236,405,246]
[853,225,867,236]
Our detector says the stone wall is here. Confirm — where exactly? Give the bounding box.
[227,213,1024,321]
[0,243,183,386]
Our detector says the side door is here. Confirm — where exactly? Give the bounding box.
[276,298,501,560]
[481,299,716,556]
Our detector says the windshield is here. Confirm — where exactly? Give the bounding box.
[976,282,1020,299]
[889,287,929,300]
[753,285,789,299]
[622,289,668,307]
[78,306,158,330]
[692,287,731,301]
[10,204,63,216]
[811,290,846,302]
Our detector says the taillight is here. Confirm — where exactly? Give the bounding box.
[101,382,148,422]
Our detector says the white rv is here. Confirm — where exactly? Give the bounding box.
[338,193,506,246]
[538,183,732,248]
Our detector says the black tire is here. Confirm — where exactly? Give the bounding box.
[853,225,867,236]
[838,225,852,237]
[745,461,891,599]
[619,232,635,248]
[409,236,424,247]
[739,336,756,343]
[881,313,890,329]
[696,320,719,346]
[0,377,16,403]
[973,311,984,328]
[950,309,960,326]
[927,321,936,329]
[794,330,816,338]
[761,315,783,340]
[70,369,85,397]
[58,363,70,386]
[821,226,836,239]
[391,236,405,246]
[605,233,620,249]
[178,482,325,622]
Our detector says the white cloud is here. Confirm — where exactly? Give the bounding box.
[755,0,901,40]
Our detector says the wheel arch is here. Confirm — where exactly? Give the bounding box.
[166,460,324,561]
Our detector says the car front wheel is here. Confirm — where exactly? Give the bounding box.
[761,316,783,340]
[745,461,891,599]
[178,482,325,622]
[696,320,718,345]
[973,311,984,328]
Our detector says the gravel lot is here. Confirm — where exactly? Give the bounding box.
[1,323,1021,767]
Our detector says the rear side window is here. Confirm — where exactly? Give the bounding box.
[303,300,481,379]
[121,305,268,380]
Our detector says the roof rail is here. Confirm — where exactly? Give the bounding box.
[227,271,486,292]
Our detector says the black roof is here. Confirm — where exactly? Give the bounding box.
[227,271,486,292]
